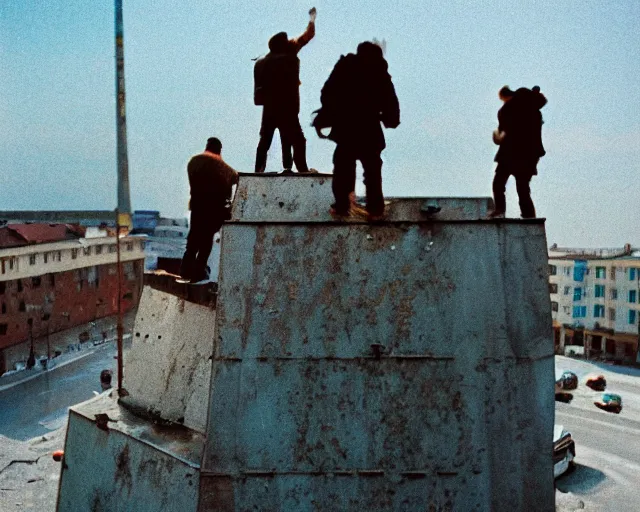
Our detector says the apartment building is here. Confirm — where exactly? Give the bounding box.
[0,223,145,373]
[549,244,640,364]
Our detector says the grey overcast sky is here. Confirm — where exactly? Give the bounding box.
[1,1,638,247]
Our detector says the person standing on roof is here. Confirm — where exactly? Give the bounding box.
[180,137,239,283]
[312,41,400,219]
[254,7,317,174]
[489,85,547,219]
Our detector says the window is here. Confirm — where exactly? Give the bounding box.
[595,266,606,279]
[609,308,616,321]
[83,247,92,256]
[611,266,617,281]
[563,266,572,276]
[630,290,637,303]
[71,249,78,260]
[32,276,41,288]
[57,251,62,262]
[551,301,558,312]
[109,245,117,253]
[564,286,571,296]
[594,305,605,318]
[9,258,14,270]
[572,306,587,318]
[0,282,5,295]
[630,310,637,325]
[595,285,605,298]
[631,268,638,281]
[17,280,22,292]
[611,288,618,300]
[29,254,37,265]
[0,324,7,335]
[563,306,571,315]
[549,283,558,294]
[126,242,133,252]
[44,253,48,264]
[18,301,25,312]
[573,287,582,301]
[549,265,557,276]
[96,245,103,255]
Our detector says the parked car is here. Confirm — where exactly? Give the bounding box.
[553,425,576,478]
[594,393,622,414]
[558,371,578,390]
[585,374,607,391]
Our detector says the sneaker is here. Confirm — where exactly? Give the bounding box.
[297,168,319,174]
[488,210,505,219]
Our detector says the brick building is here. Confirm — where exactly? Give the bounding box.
[0,224,144,373]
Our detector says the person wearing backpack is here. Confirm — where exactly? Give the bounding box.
[489,85,547,219]
[254,8,317,174]
[312,41,400,218]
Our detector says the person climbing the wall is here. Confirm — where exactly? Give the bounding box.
[179,137,239,283]
[312,41,400,219]
[254,7,318,174]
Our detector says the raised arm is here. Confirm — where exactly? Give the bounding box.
[290,8,316,53]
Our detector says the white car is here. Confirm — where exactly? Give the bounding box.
[553,425,576,478]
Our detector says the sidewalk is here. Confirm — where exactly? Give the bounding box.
[0,335,131,394]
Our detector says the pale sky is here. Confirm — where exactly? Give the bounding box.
[1,1,638,247]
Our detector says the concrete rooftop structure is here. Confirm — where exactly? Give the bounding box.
[57,174,555,511]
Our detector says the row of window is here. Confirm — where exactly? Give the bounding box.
[554,303,638,324]
[550,284,637,303]
[0,312,70,336]
[549,264,639,281]
[0,276,52,296]
[1,242,139,274]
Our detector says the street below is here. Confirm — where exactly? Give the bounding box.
[554,355,640,511]
[0,344,116,441]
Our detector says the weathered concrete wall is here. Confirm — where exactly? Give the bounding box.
[201,175,555,511]
[122,286,215,433]
[57,394,202,512]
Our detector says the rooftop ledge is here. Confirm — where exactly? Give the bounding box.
[231,173,541,224]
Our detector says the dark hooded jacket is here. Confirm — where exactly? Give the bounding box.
[253,23,315,114]
[494,87,547,169]
[313,46,400,151]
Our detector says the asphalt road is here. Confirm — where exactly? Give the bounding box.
[0,345,116,441]
[554,355,640,511]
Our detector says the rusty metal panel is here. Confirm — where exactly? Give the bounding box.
[57,395,202,512]
[231,174,493,223]
[203,205,555,511]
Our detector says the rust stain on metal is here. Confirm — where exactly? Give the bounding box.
[114,443,133,495]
